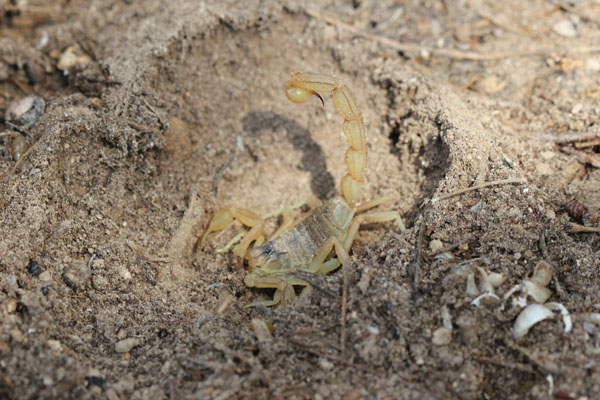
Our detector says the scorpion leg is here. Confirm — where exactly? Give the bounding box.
[244,272,303,307]
[199,207,265,257]
[343,210,405,252]
[308,236,350,274]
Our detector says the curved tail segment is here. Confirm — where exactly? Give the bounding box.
[285,72,367,208]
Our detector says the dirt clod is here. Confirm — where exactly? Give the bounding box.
[62,260,91,290]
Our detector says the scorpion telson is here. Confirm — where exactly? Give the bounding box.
[200,72,405,307]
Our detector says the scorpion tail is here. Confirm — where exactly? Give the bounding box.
[285,72,367,207]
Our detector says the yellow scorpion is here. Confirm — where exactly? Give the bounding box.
[200,72,405,307]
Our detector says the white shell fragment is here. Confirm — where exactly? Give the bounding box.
[502,260,553,306]
[546,302,572,334]
[552,20,577,38]
[521,280,552,303]
[530,260,552,287]
[513,304,554,340]
[465,266,503,307]
[488,272,507,287]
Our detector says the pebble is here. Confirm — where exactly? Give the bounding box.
[39,270,52,282]
[57,46,91,73]
[27,259,42,277]
[85,375,106,389]
[62,260,91,290]
[429,239,444,253]
[115,337,141,353]
[6,299,17,313]
[47,339,62,354]
[552,20,577,38]
[92,274,108,291]
[432,327,452,345]
[5,95,45,127]
[10,134,30,161]
[318,357,334,371]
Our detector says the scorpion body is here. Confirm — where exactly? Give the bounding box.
[200,72,404,307]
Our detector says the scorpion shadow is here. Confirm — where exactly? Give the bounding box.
[242,111,335,200]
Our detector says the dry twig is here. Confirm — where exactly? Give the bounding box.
[288,270,340,299]
[214,153,236,195]
[341,260,350,358]
[557,145,600,168]
[410,221,426,289]
[431,177,527,203]
[127,241,170,263]
[566,222,600,234]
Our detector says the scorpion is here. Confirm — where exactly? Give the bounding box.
[200,72,405,307]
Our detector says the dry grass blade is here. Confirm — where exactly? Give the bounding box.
[431,177,527,203]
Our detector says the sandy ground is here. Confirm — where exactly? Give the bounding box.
[1,0,600,399]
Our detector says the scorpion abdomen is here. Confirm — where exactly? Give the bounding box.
[258,197,355,269]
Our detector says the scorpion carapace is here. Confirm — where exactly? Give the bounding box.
[199,72,405,307]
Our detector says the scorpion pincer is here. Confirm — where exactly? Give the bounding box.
[200,72,405,307]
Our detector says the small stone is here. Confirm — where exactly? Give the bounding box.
[5,95,45,127]
[27,259,42,277]
[63,260,91,290]
[39,270,52,282]
[571,103,583,114]
[358,268,371,294]
[118,266,131,280]
[318,357,334,371]
[552,20,577,38]
[432,327,452,345]
[57,46,91,72]
[476,75,506,95]
[9,134,30,162]
[6,299,17,313]
[117,329,127,340]
[540,151,555,160]
[115,337,141,353]
[85,376,106,389]
[9,328,23,343]
[92,274,108,291]
[47,339,62,354]
[429,239,444,253]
